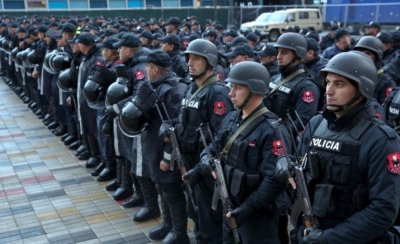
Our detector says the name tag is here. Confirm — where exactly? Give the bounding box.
[310,138,342,152]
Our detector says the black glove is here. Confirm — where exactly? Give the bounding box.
[182,163,202,186]
[303,227,328,244]
[200,154,215,175]
[102,118,113,135]
[229,207,246,225]
[134,82,159,112]
[275,155,295,183]
[105,105,119,119]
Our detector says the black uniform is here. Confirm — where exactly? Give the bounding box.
[375,70,396,105]
[319,34,335,52]
[304,56,329,111]
[202,104,291,243]
[176,74,233,242]
[384,87,400,129]
[298,103,400,243]
[266,64,320,134]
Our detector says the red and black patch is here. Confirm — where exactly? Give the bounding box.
[95,61,104,67]
[135,70,145,80]
[214,101,226,116]
[302,90,315,104]
[386,87,394,97]
[376,113,382,120]
[387,153,400,176]
[217,73,223,81]
[248,141,257,148]
[272,140,284,156]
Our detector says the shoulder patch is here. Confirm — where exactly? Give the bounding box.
[135,70,145,80]
[302,90,315,104]
[387,153,400,176]
[214,101,226,116]
[272,140,284,156]
[386,87,394,97]
[95,61,104,67]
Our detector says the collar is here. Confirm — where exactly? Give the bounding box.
[281,63,303,77]
[322,102,374,129]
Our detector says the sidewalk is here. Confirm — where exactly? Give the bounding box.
[0,79,195,244]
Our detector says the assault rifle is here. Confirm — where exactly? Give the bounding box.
[198,123,241,244]
[273,118,319,228]
[154,101,198,213]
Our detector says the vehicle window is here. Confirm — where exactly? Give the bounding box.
[299,12,309,19]
[255,13,271,22]
[288,13,295,22]
[267,12,288,23]
[308,11,318,19]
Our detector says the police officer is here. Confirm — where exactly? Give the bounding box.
[296,51,400,243]
[76,32,105,169]
[321,28,351,60]
[158,34,188,79]
[302,37,329,111]
[256,44,279,78]
[200,61,291,243]
[225,43,254,67]
[319,25,338,52]
[353,36,396,104]
[121,50,189,243]
[179,39,233,243]
[266,33,320,135]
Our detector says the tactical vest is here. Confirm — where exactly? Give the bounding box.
[388,89,400,123]
[220,109,277,206]
[266,75,306,119]
[308,116,379,221]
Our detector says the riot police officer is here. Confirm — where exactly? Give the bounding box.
[266,33,320,135]
[353,36,396,104]
[179,39,233,243]
[296,51,400,243]
[200,61,291,243]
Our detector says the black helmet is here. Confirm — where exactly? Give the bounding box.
[321,51,377,100]
[16,51,24,68]
[27,49,42,66]
[50,52,72,72]
[57,68,76,92]
[118,100,149,137]
[84,65,115,109]
[0,37,4,51]
[21,48,34,68]
[44,50,59,74]
[105,78,132,107]
[184,39,218,67]
[353,36,383,61]
[274,33,307,58]
[2,39,10,54]
[11,47,19,64]
[225,61,269,95]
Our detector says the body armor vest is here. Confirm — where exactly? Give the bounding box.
[177,77,221,153]
[266,74,307,119]
[308,116,379,222]
[220,109,277,206]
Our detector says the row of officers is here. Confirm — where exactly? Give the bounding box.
[2,19,400,244]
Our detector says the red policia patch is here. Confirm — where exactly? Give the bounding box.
[386,87,394,97]
[95,61,104,67]
[214,101,226,115]
[387,153,400,176]
[136,70,145,80]
[302,90,315,104]
[248,141,257,148]
[272,140,284,156]
[217,73,223,81]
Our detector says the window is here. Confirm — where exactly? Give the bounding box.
[70,0,88,8]
[90,0,107,8]
[49,0,68,9]
[299,12,309,19]
[109,0,126,8]
[4,0,24,9]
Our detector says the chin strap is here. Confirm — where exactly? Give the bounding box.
[237,93,253,110]
[279,57,298,72]
[326,93,361,112]
[190,65,212,80]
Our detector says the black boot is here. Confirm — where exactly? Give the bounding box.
[123,173,144,208]
[69,140,81,151]
[61,133,70,141]
[106,158,122,191]
[133,176,160,222]
[149,185,172,240]
[90,160,106,177]
[85,134,101,168]
[113,159,133,200]
[75,143,86,155]
[162,184,189,244]
[97,159,117,182]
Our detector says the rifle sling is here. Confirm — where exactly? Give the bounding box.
[269,69,305,95]
[185,75,219,108]
[222,107,268,157]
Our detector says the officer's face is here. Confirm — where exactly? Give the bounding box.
[229,55,246,66]
[229,83,251,109]
[187,54,207,75]
[277,48,296,67]
[118,46,131,62]
[145,63,157,82]
[325,73,360,112]
[360,50,377,62]
[259,55,275,65]
[161,42,173,52]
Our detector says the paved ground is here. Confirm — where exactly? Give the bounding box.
[0,79,196,244]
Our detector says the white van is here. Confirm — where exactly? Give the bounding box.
[240,8,323,42]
